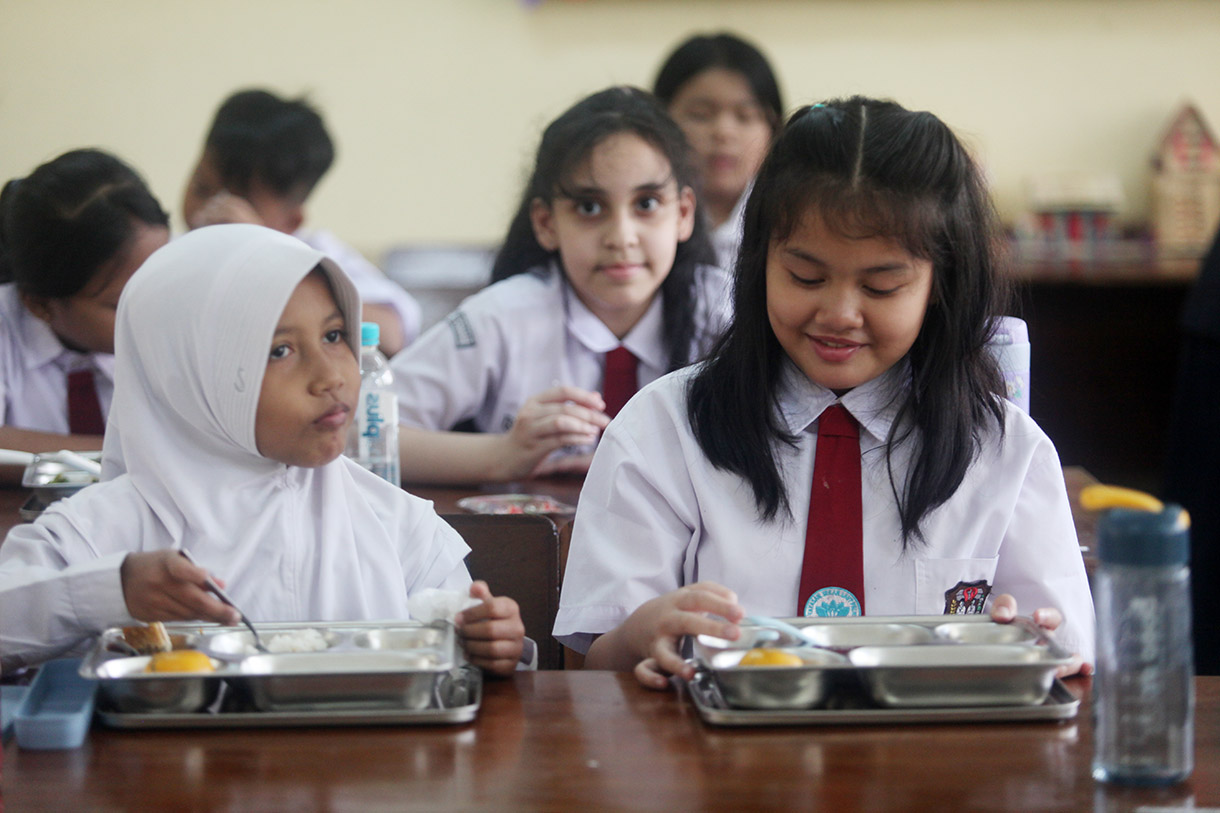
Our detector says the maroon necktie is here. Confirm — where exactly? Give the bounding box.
[798,404,865,617]
[67,368,105,435]
[602,346,639,419]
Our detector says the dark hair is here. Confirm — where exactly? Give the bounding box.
[653,32,784,132]
[688,96,1012,546]
[490,86,717,372]
[0,149,169,298]
[204,89,334,200]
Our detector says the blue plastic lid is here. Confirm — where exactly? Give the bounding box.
[1097,504,1191,566]
[360,322,380,347]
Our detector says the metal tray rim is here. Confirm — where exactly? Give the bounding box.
[684,674,1080,726]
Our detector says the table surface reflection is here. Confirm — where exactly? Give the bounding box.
[4,672,1217,811]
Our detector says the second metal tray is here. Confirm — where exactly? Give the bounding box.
[684,666,1080,726]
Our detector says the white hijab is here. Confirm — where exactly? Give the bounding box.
[85,224,468,621]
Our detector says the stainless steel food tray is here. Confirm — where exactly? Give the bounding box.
[82,620,480,725]
[688,614,1078,719]
[685,668,1080,726]
[95,667,481,729]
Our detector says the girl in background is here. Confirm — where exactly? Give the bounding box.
[391,87,729,484]
[555,97,1094,686]
[654,32,784,271]
[0,149,169,477]
[0,225,524,674]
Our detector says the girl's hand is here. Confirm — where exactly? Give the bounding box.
[456,580,525,676]
[188,191,263,229]
[119,551,240,625]
[990,593,1092,677]
[495,386,610,480]
[618,582,744,690]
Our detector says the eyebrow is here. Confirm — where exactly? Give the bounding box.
[271,309,344,337]
[783,246,913,274]
[559,177,676,199]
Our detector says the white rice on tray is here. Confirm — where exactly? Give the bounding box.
[258,628,330,654]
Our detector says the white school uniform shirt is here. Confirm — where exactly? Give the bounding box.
[0,283,115,432]
[554,360,1095,662]
[390,262,731,434]
[297,228,423,346]
[0,225,470,672]
[710,188,749,272]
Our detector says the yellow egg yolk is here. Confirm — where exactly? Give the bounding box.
[738,648,805,667]
[145,650,215,673]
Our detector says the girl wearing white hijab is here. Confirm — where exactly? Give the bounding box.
[0,224,524,674]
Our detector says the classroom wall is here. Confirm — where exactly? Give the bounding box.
[3,0,1219,261]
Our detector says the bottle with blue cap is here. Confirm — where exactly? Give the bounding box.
[345,322,400,485]
[1090,491,1193,785]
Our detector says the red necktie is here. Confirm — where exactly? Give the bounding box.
[798,404,865,617]
[602,346,638,419]
[67,368,105,435]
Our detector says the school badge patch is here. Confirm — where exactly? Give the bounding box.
[447,311,476,349]
[943,580,991,614]
[803,586,862,618]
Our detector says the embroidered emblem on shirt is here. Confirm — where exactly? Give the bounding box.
[803,586,862,618]
[447,312,476,349]
[943,579,991,614]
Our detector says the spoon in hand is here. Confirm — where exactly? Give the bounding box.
[178,549,269,653]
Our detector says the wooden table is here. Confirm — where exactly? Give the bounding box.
[4,672,1217,811]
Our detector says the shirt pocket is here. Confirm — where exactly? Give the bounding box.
[914,557,1000,615]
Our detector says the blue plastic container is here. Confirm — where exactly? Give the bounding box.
[14,658,95,750]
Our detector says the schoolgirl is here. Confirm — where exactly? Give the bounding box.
[554,97,1094,687]
[0,149,169,465]
[391,87,729,484]
[653,32,784,271]
[0,225,523,674]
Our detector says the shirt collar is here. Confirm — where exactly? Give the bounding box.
[776,357,909,445]
[559,262,668,370]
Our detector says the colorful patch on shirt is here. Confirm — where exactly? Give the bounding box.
[803,586,862,618]
[447,311,476,349]
[943,579,991,614]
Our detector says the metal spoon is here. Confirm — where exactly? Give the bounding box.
[743,614,819,646]
[178,550,269,653]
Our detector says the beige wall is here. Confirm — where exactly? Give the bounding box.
[3,0,1219,261]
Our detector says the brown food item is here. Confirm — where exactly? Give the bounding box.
[121,622,172,654]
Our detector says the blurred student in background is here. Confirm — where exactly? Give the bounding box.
[182,89,420,355]
[654,32,784,271]
[0,149,169,481]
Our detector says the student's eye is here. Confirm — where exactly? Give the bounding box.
[269,343,292,361]
[864,285,902,296]
[788,272,823,287]
[636,196,662,213]
[574,200,602,217]
[324,328,346,344]
[736,106,765,126]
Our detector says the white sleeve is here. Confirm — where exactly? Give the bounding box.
[553,406,699,654]
[992,439,1096,663]
[400,499,473,597]
[0,517,134,672]
[390,305,503,432]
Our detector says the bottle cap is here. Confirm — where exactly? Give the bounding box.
[360,322,380,347]
[1097,504,1190,566]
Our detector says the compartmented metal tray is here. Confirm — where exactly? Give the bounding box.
[81,620,480,727]
[686,614,1080,724]
[685,668,1080,726]
[21,451,101,503]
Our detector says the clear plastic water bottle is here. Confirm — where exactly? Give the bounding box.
[1092,504,1194,785]
[345,322,400,485]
